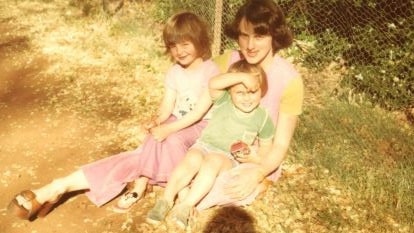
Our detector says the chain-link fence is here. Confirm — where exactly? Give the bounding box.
[155,0,413,111]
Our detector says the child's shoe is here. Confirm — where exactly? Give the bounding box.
[112,192,142,213]
[171,204,192,229]
[146,199,171,224]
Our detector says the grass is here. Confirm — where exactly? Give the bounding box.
[1,0,413,232]
[290,100,413,231]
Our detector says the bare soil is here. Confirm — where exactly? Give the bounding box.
[0,1,297,233]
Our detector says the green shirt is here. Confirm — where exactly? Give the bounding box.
[199,92,275,153]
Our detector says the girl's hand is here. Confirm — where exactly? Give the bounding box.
[241,72,260,92]
[150,124,173,141]
[144,118,159,133]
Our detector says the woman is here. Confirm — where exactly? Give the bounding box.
[195,0,304,210]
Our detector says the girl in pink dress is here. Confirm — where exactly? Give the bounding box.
[8,11,219,220]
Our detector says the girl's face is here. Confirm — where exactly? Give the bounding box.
[229,82,262,114]
[169,40,202,69]
[237,18,273,68]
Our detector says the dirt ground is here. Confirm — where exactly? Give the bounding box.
[5,1,412,233]
[0,1,296,233]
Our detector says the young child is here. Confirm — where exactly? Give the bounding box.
[8,11,220,220]
[146,60,275,229]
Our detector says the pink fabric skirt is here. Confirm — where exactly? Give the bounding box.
[81,116,208,206]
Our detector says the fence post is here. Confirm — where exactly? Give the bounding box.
[212,0,223,57]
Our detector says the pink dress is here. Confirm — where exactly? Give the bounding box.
[81,60,219,207]
[196,50,301,210]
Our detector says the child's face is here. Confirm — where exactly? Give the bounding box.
[229,81,262,114]
[169,40,201,68]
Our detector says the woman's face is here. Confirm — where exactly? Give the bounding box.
[237,18,273,67]
[169,40,202,68]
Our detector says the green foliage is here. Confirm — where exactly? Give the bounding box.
[340,26,414,111]
[293,100,414,230]
[155,0,413,111]
[153,0,211,22]
[283,0,414,111]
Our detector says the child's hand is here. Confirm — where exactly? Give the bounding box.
[230,141,259,163]
[150,124,173,141]
[235,149,259,163]
[144,118,159,133]
[230,141,250,159]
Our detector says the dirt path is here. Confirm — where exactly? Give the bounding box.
[0,1,319,232]
[0,16,133,233]
[0,3,240,233]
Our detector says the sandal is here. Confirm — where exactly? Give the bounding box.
[112,191,142,213]
[8,190,59,220]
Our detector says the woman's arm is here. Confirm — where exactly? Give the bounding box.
[257,112,298,177]
[224,112,298,199]
[235,139,273,164]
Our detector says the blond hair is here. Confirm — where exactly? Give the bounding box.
[228,60,268,97]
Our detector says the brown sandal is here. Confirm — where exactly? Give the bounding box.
[8,190,59,220]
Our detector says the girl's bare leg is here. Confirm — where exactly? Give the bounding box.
[32,169,90,205]
[127,176,149,198]
[114,176,149,211]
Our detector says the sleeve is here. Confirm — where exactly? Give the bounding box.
[213,91,229,105]
[202,60,221,88]
[212,51,233,73]
[164,65,177,90]
[279,76,304,115]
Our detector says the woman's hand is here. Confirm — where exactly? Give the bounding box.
[223,165,265,200]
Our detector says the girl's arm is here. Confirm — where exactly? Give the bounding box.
[209,72,257,100]
[155,87,177,124]
[150,89,212,141]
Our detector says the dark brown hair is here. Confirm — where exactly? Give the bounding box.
[225,0,293,53]
[228,60,268,97]
[163,11,212,60]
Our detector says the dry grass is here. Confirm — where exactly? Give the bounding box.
[0,1,412,233]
